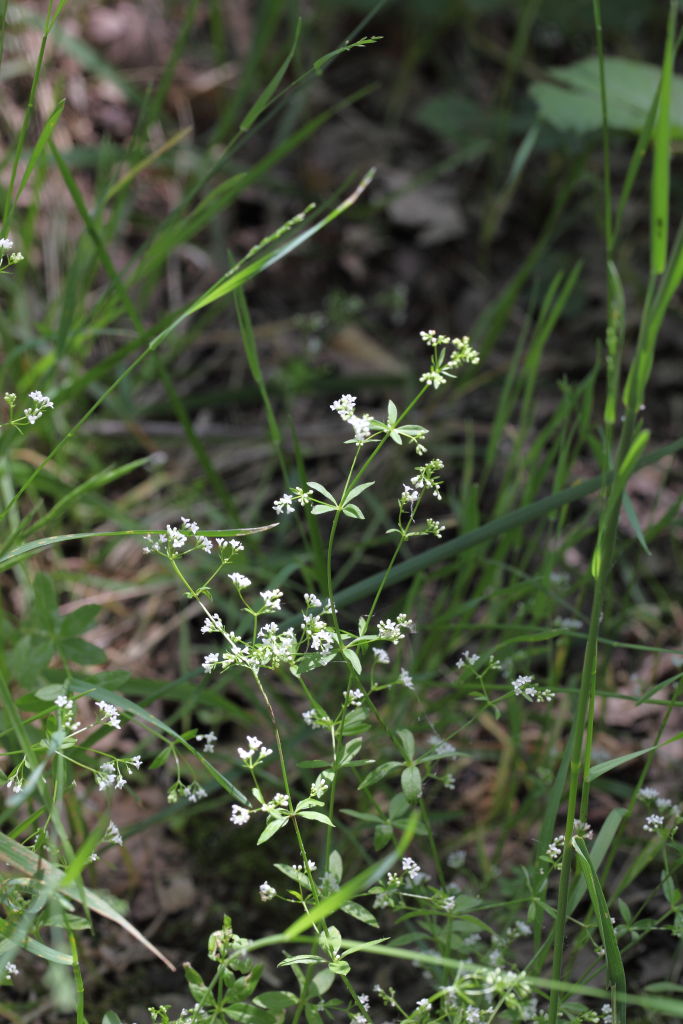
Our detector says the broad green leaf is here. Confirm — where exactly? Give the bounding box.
[530,57,683,138]
[342,647,362,675]
[298,810,334,826]
[341,900,379,928]
[396,729,415,761]
[307,481,337,503]
[254,992,298,1011]
[401,765,422,803]
[341,503,364,519]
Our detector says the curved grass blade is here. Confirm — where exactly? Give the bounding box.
[572,836,626,1024]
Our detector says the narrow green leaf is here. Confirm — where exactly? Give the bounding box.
[15,97,65,204]
[257,817,289,846]
[240,19,302,132]
[651,2,677,274]
[344,481,375,502]
[621,492,652,555]
[572,836,626,1023]
[588,731,683,781]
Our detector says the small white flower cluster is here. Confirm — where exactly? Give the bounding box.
[373,646,390,664]
[0,236,24,267]
[230,804,251,826]
[201,613,224,634]
[345,687,364,706]
[510,674,553,703]
[4,961,19,982]
[259,881,276,902]
[456,650,480,669]
[24,390,54,425]
[167,780,208,804]
[3,389,54,430]
[546,820,594,866]
[409,458,445,501]
[301,707,332,730]
[237,734,273,766]
[260,588,283,611]
[419,330,480,389]
[402,856,422,880]
[196,731,217,753]
[95,700,121,730]
[143,517,214,556]
[302,609,336,653]
[96,755,142,791]
[399,666,414,689]
[97,761,127,791]
[273,485,313,515]
[228,572,251,589]
[203,619,298,674]
[377,613,414,644]
[330,393,374,444]
[638,787,681,834]
[105,821,123,846]
[310,774,329,799]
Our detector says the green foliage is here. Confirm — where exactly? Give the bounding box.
[1,2,683,1024]
[529,56,683,137]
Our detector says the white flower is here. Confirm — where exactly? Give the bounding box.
[330,394,357,420]
[201,613,224,633]
[372,646,390,664]
[96,762,118,791]
[456,650,479,668]
[639,786,660,801]
[259,881,276,902]
[310,775,329,799]
[184,782,208,803]
[399,667,414,688]
[304,593,322,607]
[55,695,73,709]
[228,572,251,589]
[105,821,123,846]
[377,614,414,644]
[230,805,250,826]
[644,813,665,832]
[348,413,373,443]
[196,731,217,754]
[237,734,273,763]
[273,493,295,515]
[301,708,327,733]
[402,856,421,880]
[345,688,364,706]
[203,652,220,672]
[260,589,283,611]
[95,700,121,730]
[546,835,564,861]
[510,674,553,703]
[0,237,14,251]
